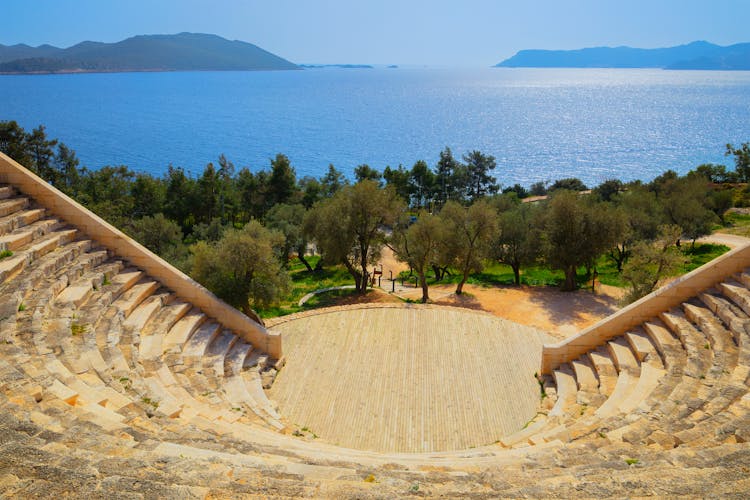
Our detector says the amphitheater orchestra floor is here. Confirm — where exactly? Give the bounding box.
[267,305,552,453]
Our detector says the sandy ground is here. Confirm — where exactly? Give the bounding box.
[371,247,622,340]
[398,283,621,340]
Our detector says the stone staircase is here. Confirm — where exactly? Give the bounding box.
[1,155,749,496]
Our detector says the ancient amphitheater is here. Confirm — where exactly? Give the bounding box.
[0,151,749,498]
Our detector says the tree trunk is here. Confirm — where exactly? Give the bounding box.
[610,244,628,273]
[512,263,521,286]
[359,248,369,294]
[456,270,470,295]
[432,265,443,281]
[562,265,577,291]
[418,271,429,303]
[343,261,363,293]
[297,251,313,272]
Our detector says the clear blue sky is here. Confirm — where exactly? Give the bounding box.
[2,0,748,66]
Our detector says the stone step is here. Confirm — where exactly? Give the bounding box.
[737,271,750,290]
[78,402,129,432]
[498,416,548,447]
[95,306,131,374]
[0,197,28,218]
[0,185,14,200]
[225,341,253,377]
[718,281,750,318]
[660,310,711,379]
[643,320,683,370]
[0,229,79,284]
[619,361,665,414]
[549,365,577,418]
[139,300,191,366]
[117,291,171,371]
[0,239,91,299]
[42,357,115,409]
[592,367,636,420]
[674,397,750,446]
[223,374,282,428]
[0,207,45,237]
[587,347,618,395]
[55,257,119,308]
[46,378,79,405]
[683,302,736,355]
[122,291,169,331]
[0,253,26,283]
[571,357,599,392]
[624,329,659,364]
[109,268,143,296]
[0,205,45,233]
[114,279,160,318]
[700,292,748,349]
[240,369,284,426]
[205,330,238,376]
[56,282,94,309]
[163,309,206,351]
[153,365,237,423]
[27,228,78,260]
[182,322,222,359]
[0,218,59,252]
[243,350,269,371]
[142,376,184,418]
[607,338,639,375]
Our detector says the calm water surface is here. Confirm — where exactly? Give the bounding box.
[1,68,749,186]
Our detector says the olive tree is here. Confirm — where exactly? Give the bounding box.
[128,213,186,264]
[494,203,540,285]
[304,180,404,293]
[265,203,313,271]
[190,221,290,315]
[391,213,445,303]
[542,191,622,291]
[622,225,687,304]
[440,200,499,294]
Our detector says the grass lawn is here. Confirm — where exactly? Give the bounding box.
[398,243,730,290]
[256,256,360,318]
[717,211,750,238]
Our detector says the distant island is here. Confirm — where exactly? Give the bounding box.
[0,33,299,74]
[299,64,373,69]
[496,41,750,70]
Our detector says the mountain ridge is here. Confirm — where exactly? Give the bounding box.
[0,33,299,74]
[496,41,750,70]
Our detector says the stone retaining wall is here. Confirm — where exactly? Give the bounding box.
[0,152,281,359]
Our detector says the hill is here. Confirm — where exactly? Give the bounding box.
[496,41,750,70]
[0,33,299,74]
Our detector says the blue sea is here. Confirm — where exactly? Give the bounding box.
[1,67,749,187]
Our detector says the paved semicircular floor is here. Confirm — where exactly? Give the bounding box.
[267,306,553,453]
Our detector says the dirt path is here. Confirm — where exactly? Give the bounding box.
[377,246,409,281]
[697,232,750,249]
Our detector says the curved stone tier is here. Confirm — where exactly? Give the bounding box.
[0,169,749,496]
